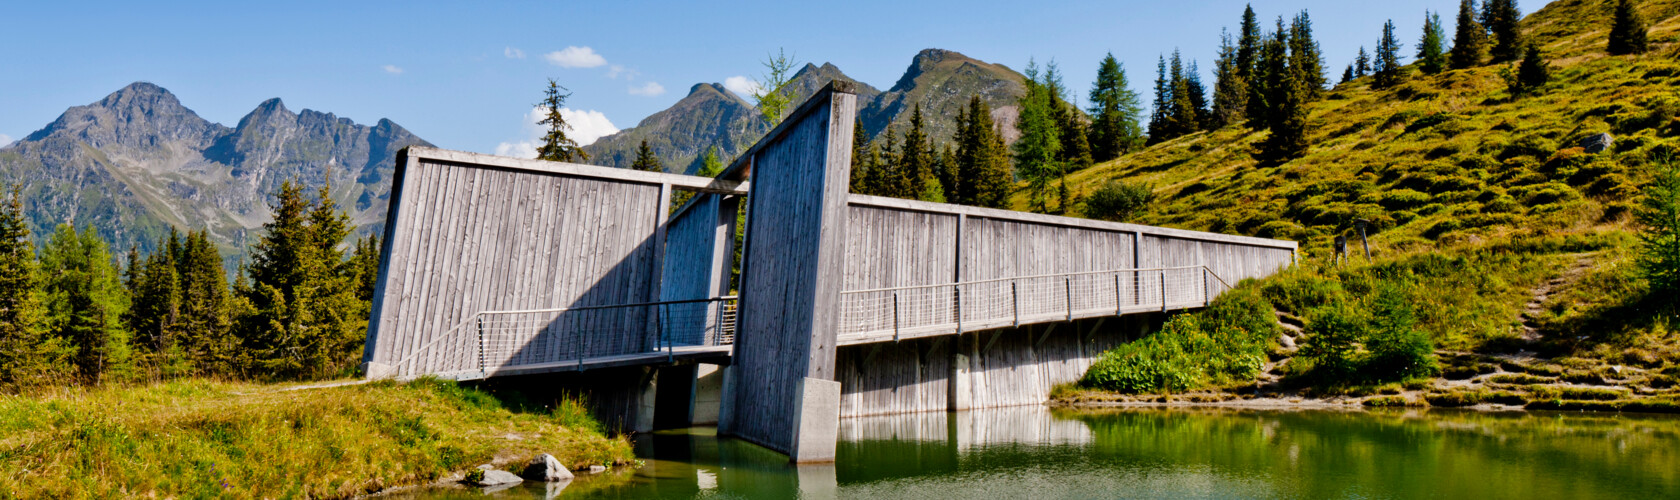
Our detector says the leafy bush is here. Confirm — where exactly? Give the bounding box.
[1083,180,1155,222]
[1080,287,1275,394]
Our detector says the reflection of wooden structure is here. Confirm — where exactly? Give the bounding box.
[361,82,1295,462]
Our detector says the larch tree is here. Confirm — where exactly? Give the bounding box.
[535,79,589,163]
[1449,0,1487,69]
[41,224,134,385]
[752,48,799,127]
[1088,53,1144,160]
[1608,0,1649,56]
[1418,11,1448,75]
[1374,20,1407,89]
[630,139,662,172]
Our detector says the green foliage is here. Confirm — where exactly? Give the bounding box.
[238,182,367,380]
[1016,60,1065,214]
[1080,287,1275,394]
[951,96,1014,208]
[1210,32,1248,129]
[0,186,69,392]
[1288,10,1326,99]
[1089,53,1146,159]
[1083,180,1155,222]
[1417,10,1448,75]
[42,223,135,385]
[752,48,798,127]
[1638,157,1680,297]
[1449,0,1487,69]
[1608,0,1650,56]
[1373,19,1407,89]
[630,139,663,172]
[1483,0,1525,63]
[535,79,589,163]
[1503,44,1552,96]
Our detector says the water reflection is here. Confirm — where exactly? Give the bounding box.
[404,406,1680,499]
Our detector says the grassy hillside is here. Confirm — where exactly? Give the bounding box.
[0,379,632,498]
[1047,0,1680,406]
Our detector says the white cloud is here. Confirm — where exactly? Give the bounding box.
[382,65,404,74]
[628,82,665,97]
[607,64,641,80]
[504,47,525,59]
[494,106,620,159]
[0,134,12,148]
[544,46,607,68]
[724,76,761,98]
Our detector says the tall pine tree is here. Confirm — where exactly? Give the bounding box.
[1186,61,1211,130]
[1236,5,1262,91]
[1608,0,1649,55]
[1419,11,1448,75]
[1250,20,1289,129]
[850,120,872,194]
[1088,53,1144,160]
[1374,20,1408,89]
[535,79,589,163]
[0,187,69,392]
[1355,46,1371,77]
[1148,56,1172,143]
[1015,60,1063,213]
[955,96,1014,209]
[1167,51,1200,139]
[1210,31,1248,129]
[1449,0,1487,69]
[42,224,134,385]
[238,182,366,380]
[1288,10,1326,99]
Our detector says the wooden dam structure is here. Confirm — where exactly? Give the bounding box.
[361,82,1296,462]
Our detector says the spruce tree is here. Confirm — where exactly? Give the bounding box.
[630,140,662,172]
[1505,43,1551,95]
[1263,68,1311,161]
[1288,10,1326,99]
[850,120,872,194]
[239,182,366,380]
[1608,0,1649,56]
[1210,31,1248,129]
[1089,53,1144,160]
[1148,56,1171,144]
[42,224,133,385]
[128,238,180,360]
[1483,0,1524,63]
[1449,0,1487,69]
[1355,46,1371,77]
[1236,5,1262,86]
[1015,61,1063,213]
[1045,61,1093,170]
[535,79,589,163]
[876,127,909,199]
[955,96,1014,209]
[1341,64,1355,84]
[1186,61,1211,130]
[1374,20,1408,89]
[1419,11,1448,75]
[0,187,67,392]
[1166,52,1200,136]
[901,105,941,202]
[1250,21,1289,129]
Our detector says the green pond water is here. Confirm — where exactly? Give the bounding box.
[399,406,1680,499]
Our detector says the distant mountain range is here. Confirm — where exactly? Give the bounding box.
[0,82,431,257]
[585,49,1027,173]
[0,48,1025,259]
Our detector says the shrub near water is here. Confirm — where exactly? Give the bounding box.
[1080,286,1276,393]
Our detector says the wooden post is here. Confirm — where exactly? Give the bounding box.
[1160,271,1168,312]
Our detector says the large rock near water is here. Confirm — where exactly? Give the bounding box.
[473,469,524,487]
[523,453,574,482]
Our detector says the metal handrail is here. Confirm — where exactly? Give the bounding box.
[479,295,739,316]
[838,266,1226,296]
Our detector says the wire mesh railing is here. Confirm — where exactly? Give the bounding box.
[837,266,1232,343]
[390,296,737,378]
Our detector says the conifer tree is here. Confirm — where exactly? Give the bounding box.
[1262,67,1311,161]
[850,120,872,194]
[1341,64,1355,84]
[1355,46,1371,77]
[1148,56,1172,143]
[1167,52,1200,136]
[1374,20,1408,89]
[1045,61,1093,170]
[1483,0,1524,63]
[0,187,68,392]
[955,96,1014,209]
[1419,11,1448,75]
[1089,53,1144,160]
[1210,31,1248,129]
[697,146,724,178]
[1015,61,1063,213]
[753,48,798,127]
[535,80,588,163]
[1505,43,1551,95]
[127,237,180,359]
[1288,10,1326,99]
[1186,61,1211,130]
[239,182,366,380]
[349,235,380,303]
[630,140,662,172]
[1608,0,1649,56]
[42,224,133,385]
[1236,5,1262,87]
[1449,0,1487,69]
[1250,21,1289,129]
[901,104,942,202]
[876,127,909,199]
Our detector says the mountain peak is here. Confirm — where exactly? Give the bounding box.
[93,81,186,113]
[688,82,729,97]
[913,48,957,65]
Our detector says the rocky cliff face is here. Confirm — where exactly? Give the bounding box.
[0,82,432,257]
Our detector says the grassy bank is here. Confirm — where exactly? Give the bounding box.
[0,378,632,498]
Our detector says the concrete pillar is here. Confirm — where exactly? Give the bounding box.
[693,363,724,425]
[634,367,658,433]
[949,349,971,412]
[789,377,841,462]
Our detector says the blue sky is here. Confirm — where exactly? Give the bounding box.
[0,0,1554,155]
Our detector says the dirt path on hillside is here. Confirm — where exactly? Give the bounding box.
[1518,253,1596,342]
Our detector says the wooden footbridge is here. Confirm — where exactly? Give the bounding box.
[361,82,1295,462]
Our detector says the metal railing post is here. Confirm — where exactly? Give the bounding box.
[1160,270,1169,312]
[1065,277,1073,322]
[955,284,964,334]
[1011,281,1020,326]
[1203,268,1211,305]
[477,315,485,373]
[892,292,901,341]
[1114,274,1123,316]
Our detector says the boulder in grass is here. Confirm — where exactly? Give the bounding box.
[1580,133,1613,154]
[522,453,574,482]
